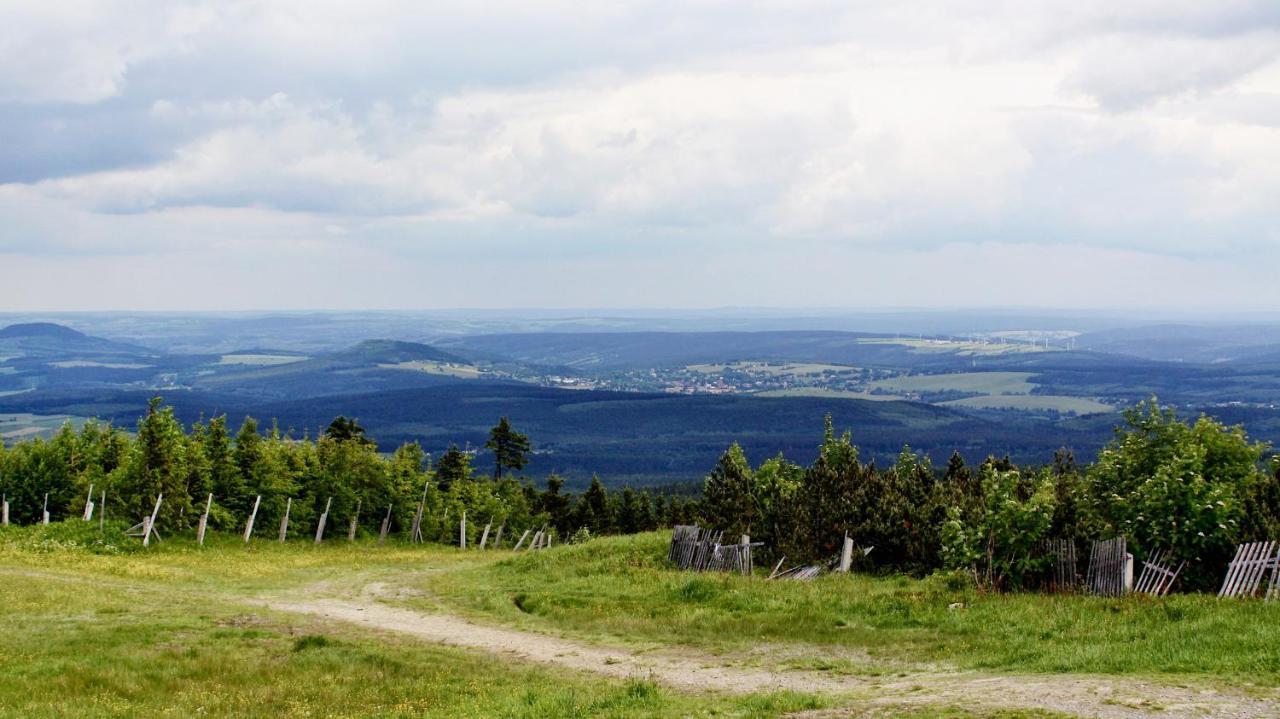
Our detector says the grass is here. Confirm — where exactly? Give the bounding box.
[940,395,1114,414]
[0,411,85,441]
[421,533,1280,686]
[867,372,1038,396]
[379,360,485,378]
[686,362,859,377]
[855,338,1045,356]
[1,523,1261,717]
[218,354,307,366]
[0,523,831,718]
[754,388,903,401]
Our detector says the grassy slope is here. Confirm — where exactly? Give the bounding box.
[422,533,1280,686]
[0,523,826,719]
[8,523,1265,717]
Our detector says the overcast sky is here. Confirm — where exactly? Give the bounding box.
[2,1,1279,311]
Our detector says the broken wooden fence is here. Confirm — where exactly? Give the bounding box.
[1133,548,1184,597]
[1086,536,1127,597]
[1219,541,1279,600]
[1041,539,1078,592]
[668,525,760,576]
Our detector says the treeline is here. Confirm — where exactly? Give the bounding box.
[0,398,695,542]
[701,399,1280,591]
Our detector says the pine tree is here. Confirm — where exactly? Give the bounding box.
[701,443,756,535]
[435,444,472,491]
[123,397,193,529]
[573,475,610,533]
[485,417,530,479]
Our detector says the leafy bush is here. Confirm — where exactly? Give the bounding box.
[941,465,1056,590]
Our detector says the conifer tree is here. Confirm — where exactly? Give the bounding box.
[701,443,756,535]
[485,417,530,479]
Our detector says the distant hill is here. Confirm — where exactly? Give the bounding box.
[0,322,153,360]
[330,339,464,365]
[0,322,89,340]
[188,338,476,400]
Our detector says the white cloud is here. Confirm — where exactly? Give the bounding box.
[2,1,1279,309]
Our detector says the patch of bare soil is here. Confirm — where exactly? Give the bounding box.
[262,585,1279,719]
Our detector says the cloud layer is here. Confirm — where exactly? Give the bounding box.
[2,1,1279,310]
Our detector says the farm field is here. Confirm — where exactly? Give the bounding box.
[754,388,901,401]
[380,360,486,378]
[2,524,1278,718]
[855,338,1046,356]
[218,354,308,366]
[686,362,859,377]
[0,412,85,441]
[940,395,1114,414]
[866,371,1039,396]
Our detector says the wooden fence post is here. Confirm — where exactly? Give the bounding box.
[479,522,491,549]
[2,494,8,526]
[279,497,292,542]
[410,482,428,543]
[378,504,392,544]
[460,511,467,549]
[243,495,261,542]
[196,493,212,546]
[143,494,163,547]
[492,523,504,549]
[99,490,106,531]
[82,483,95,521]
[839,535,854,573]
[314,497,332,544]
[42,493,49,525]
[513,529,531,551]
[348,499,361,541]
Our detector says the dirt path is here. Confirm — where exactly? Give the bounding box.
[262,584,1278,719]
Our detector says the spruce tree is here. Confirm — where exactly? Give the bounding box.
[701,443,756,535]
[485,417,530,479]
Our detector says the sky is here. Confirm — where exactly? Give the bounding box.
[2,1,1279,311]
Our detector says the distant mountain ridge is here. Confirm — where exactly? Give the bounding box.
[0,322,88,340]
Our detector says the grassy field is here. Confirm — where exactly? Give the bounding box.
[422,533,1280,686]
[754,388,902,401]
[687,362,859,377]
[218,354,308,366]
[380,360,486,378]
[2,523,1274,717]
[855,339,1045,356]
[0,412,85,441]
[940,395,1114,414]
[866,371,1038,396]
[0,523,836,719]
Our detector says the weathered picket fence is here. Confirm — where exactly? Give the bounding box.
[1041,539,1078,592]
[668,525,759,576]
[1219,541,1279,600]
[1133,549,1184,597]
[1086,537,1128,597]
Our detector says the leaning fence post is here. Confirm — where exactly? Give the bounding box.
[243,495,261,542]
[839,534,854,573]
[278,497,292,542]
[197,493,212,546]
[479,522,491,549]
[314,497,332,544]
[378,504,392,544]
[82,483,95,521]
[42,493,49,525]
[348,499,361,541]
[143,494,163,547]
